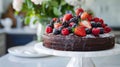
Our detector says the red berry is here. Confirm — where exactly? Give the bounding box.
[94,17,99,22]
[87,15,93,21]
[46,27,53,33]
[74,26,86,36]
[81,12,89,20]
[61,28,70,35]
[104,26,111,33]
[63,14,73,22]
[102,24,107,28]
[79,20,92,29]
[92,28,100,36]
[99,18,104,24]
[69,22,75,27]
[52,18,57,22]
[75,8,84,16]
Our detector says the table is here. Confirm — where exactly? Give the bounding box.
[1,41,120,67]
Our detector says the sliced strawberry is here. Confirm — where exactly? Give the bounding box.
[63,14,73,22]
[54,23,62,29]
[75,8,84,16]
[79,21,92,29]
[74,26,86,36]
[81,12,89,20]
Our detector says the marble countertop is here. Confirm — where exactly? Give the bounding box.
[0,41,120,67]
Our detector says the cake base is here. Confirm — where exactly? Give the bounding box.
[42,33,115,51]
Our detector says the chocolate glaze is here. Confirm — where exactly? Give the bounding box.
[42,33,115,51]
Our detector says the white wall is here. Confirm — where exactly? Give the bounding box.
[83,0,120,27]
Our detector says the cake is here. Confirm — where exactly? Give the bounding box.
[42,8,115,51]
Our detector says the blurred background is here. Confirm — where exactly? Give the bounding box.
[0,0,120,56]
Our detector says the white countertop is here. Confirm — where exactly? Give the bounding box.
[1,41,120,67]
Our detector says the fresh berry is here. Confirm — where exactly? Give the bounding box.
[67,27,73,33]
[61,28,70,35]
[79,20,92,28]
[72,23,77,28]
[104,26,111,33]
[96,22,102,27]
[93,17,99,22]
[87,15,93,21]
[69,17,78,24]
[46,26,53,33]
[62,22,69,27]
[81,12,89,20]
[102,23,108,28]
[60,17,63,21]
[99,18,104,24]
[54,23,62,29]
[85,28,92,34]
[98,27,104,34]
[63,14,73,21]
[53,29,60,35]
[52,18,57,22]
[50,20,54,26]
[57,18,61,23]
[91,22,97,28]
[75,8,84,16]
[74,26,86,36]
[69,22,75,27]
[92,28,100,36]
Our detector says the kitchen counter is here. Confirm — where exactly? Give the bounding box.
[1,41,120,67]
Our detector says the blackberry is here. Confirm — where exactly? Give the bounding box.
[62,22,69,27]
[97,22,102,27]
[57,18,60,23]
[69,17,78,24]
[85,28,92,34]
[50,20,54,26]
[91,22,97,28]
[53,29,60,35]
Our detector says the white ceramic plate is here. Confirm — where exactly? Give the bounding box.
[8,45,49,57]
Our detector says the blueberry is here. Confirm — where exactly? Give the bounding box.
[69,17,78,24]
[85,28,92,34]
[97,22,102,27]
[67,27,72,33]
[47,24,53,28]
[91,22,97,28]
[62,22,69,27]
[72,23,77,28]
[99,28,104,34]
[58,26,64,31]
[53,29,60,35]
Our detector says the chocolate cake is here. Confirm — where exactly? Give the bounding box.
[42,8,115,51]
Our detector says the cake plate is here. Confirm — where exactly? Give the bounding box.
[34,42,120,67]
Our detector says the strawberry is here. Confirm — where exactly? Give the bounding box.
[52,18,57,22]
[93,17,99,22]
[75,8,84,16]
[46,26,53,33]
[74,26,86,36]
[81,12,89,20]
[63,14,73,22]
[104,26,111,33]
[61,28,70,35]
[69,22,75,27]
[54,23,62,29]
[92,28,100,36]
[79,20,92,29]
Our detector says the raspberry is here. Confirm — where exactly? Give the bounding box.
[46,26,53,33]
[104,26,111,33]
[99,18,104,24]
[92,28,100,36]
[94,17,99,22]
[61,28,70,35]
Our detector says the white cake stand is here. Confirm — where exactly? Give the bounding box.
[34,42,120,67]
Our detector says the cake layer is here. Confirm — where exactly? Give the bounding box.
[42,33,115,51]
